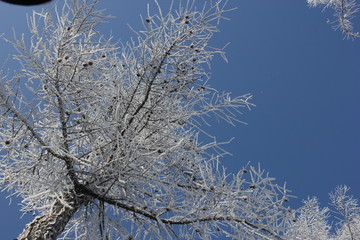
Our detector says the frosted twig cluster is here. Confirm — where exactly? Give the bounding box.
[307,0,359,38]
[285,186,360,239]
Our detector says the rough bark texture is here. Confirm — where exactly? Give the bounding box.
[17,191,83,240]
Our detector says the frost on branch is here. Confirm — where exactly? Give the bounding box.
[284,198,332,239]
[0,0,293,239]
[285,186,360,240]
[307,0,359,39]
[329,185,360,240]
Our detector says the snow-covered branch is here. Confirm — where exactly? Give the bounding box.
[307,0,359,39]
[0,1,292,239]
[2,0,358,239]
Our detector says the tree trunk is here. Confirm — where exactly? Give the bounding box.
[17,191,83,240]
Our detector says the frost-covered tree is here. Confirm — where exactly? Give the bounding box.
[0,0,294,239]
[285,197,332,240]
[1,0,359,239]
[285,186,360,240]
[306,0,359,38]
[329,186,360,240]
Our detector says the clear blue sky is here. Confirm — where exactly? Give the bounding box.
[0,0,359,239]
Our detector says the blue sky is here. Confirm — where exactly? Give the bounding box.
[0,0,359,239]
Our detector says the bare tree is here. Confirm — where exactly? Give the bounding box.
[0,0,293,239]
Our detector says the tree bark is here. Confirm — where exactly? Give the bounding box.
[17,191,83,240]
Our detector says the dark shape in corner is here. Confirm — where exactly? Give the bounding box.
[1,0,52,6]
